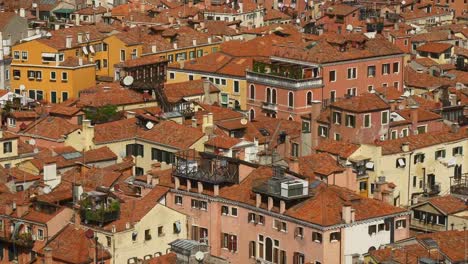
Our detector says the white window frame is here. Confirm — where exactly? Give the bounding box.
[363,114,371,128]
[61,72,68,81]
[381,110,389,125]
[329,70,336,82]
[347,67,357,79]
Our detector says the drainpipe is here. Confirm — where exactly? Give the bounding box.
[407,151,413,206]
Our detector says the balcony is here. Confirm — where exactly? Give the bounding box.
[262,102,278,112]
[13,232,34,248]
[450,174,468,197]
[79,193,120,225]
[246,71,323,90]
[425,182,441,196]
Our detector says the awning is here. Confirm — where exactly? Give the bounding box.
[53,9,74,14]
[41,53,56,58]
[82,46,89,55]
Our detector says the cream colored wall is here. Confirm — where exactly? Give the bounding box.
[95,204,187,264]
[448,212,468,230]
[0,138,19,159]
[356,139,468,206]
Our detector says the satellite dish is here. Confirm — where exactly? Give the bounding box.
[194,251,205,261]
[296,18,300,24]
[122,76,134,87]
[29,138,36,145]
[146,121,154,130]
[19,85,25,91]
[401,0,406,4]
[43,186,51,194]
[32,3,38,8]
[403,90,411,97]
[240,118,248,125]
[346,24,353,31]
[33,148,39,154]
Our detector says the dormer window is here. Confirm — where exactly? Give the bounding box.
[414,153,425,164]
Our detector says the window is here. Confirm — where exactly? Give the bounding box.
[233,80,239,94]
[435,149,446,159]
[312,232,322,243]
[126,144,144,157]
[157,226,164,237]
[393,62,399,73]
[330,232,341,242]
[318,126,328,137]
[288,92,294,108]
[333,111,342,124]
[13,51,20,60]
[302,120,311,133]
[103,59,108,68]
[37,229,44,240]
[413,176,417,187]
[273,219,287,232]
[453,146,463,156]
[329,70,336,82]
[258,215,264,225]
[8,118,16,127]
[295,227,304,238]
[345,114,356,128]
[382,63,390,75]
[13,70,20,79]
[396,219,406,229]
[291,143,299,157]
[62,92,68,102]
[249,241,256,258]
[381,111,389,125]
[330,90,336,103]
[27,70,35,79]
[393,81,399,88]
[307,91,313,105]
[396,158,406,168]
[5,69,9,80]
[249,84,255,99]
[215,78,220,85]
[367,65,376,77]
[169,72,175,79]
[173,221,182,234]
[368,225,377,235]
[35,71,42,80]
[145,229,152,240]
[191,225,208,242]
[364,114,371,128]
[248,213,256,223]
[174,195,183,205]
[3,142,12,154]
[417,125,426,134]
[191,199,207,210]
[50,71,56,81]
[334,133,341,141]
[231,207,238,216]
[378,223,385,232]
[21,51,28,60]
[367,85,374,92]
[151,148,175,164]
[61,72,68,81]
[197,50,203,57]
[346,87,357,97]
[391,130,397,139]
[359,181,367,191]
[221,233,238,252]
[188,74,194,81]
[293,252,305,264]
[168,54,174,62]
[221,205,229,215]
[402,128,409,137]
[120,50,126,62]
[414,153,425,164]
[347,67,357,79]
[189,51,195,59]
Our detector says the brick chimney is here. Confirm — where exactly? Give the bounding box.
[44,247,53,264]
[410,105,419,131]
[309,100,322,149]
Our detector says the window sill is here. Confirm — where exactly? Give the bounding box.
[330,240,339,243]
[50,79,56,82]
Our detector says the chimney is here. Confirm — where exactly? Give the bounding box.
[267,196,273,211]
[82,119,94,151]
[44,162,59,188]
[19,8,25,17]
[197,181,203,193]
[410,105,419,129]
[288,157,299,173]
[44,247,53,264]
[65,35,72,49]
[192,39,197,46]
[168,15,175,24]
[78,57,83,66]
[238,2,244,12]
[310,100,322,149]
[72,184,83,203]
[151,45,157,53]
[202,113,213,134]
[191,117,197,128]
[205,0,211,8]
[174,176,180,190]
[140,2,146,13]
[394,23,399,30]
[187,179,191,191]
[207,37,212,44]
[280,200,286,214]
[214,184,219,196]
[126,111,136,119]
[342,203,352,224]
[188,0,193,7]
[75,12,80,25]
[256,193,261,207]
[203,80,212,104]
[77,33,83,43]
[173,42,178,49]
[451,123,460,133]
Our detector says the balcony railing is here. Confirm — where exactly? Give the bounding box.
[450,174,468,196]
[79,199,120,225]
[246,71,323,90]
[262,102,278,112]
[426,182,441,196]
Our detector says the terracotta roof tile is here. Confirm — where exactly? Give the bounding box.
[416,230,468,262]
[423,195,467,214]
[298,153,344,178]
[164,79,219,103]
[21,116,80,141]
[331,93,390,113]
[416,42,452,53]
[78,82,153,108]
[396,108,441,122]
[315,140,360,158]
[205,135,241,149]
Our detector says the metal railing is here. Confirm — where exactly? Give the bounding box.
[246,71,323,90]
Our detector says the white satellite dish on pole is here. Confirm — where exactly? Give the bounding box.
[194,251,205,262]
[240,118,248,125]
[29,138,36,145]
[346,24,353,31]
[43,186,51,194]
[19,85,25,91]
[401,0,406,4]
[122,75,134,86]
[146,121,154,130]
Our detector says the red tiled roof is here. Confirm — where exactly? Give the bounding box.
[21,116,80,141]
[376,129,467,155]
[416,230,468,262]
[164,80,219,103]
[423,195,467,214]
[119,53,167,68]
[145,252,177,264]
[405,67,453,89]
[205,135,241,149]
[416,42,452,53]
[324,4,359,16]
[299,153,344,178]
[331,93,390,113]
[78,82,154,108]
[396,108,441,122]
[315,140,360,158]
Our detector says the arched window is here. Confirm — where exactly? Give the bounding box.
[272,89,277,104]
[265,237,273,262]
[249,84,255,99]
[249,109,255,121]
[288,92,294,108]
[266,87,271,103]
[307,91,313,105]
